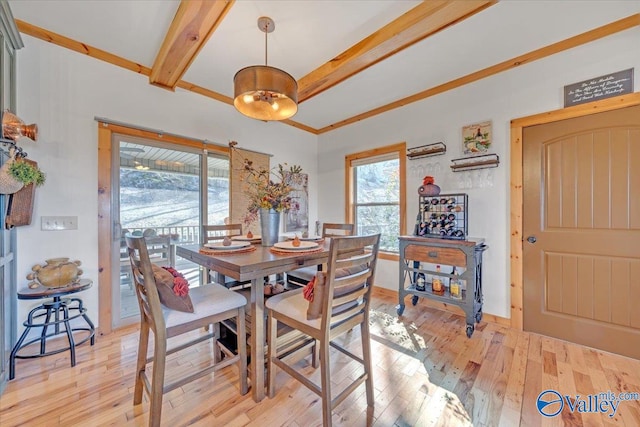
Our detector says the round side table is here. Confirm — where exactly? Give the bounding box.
[10,278,96,380]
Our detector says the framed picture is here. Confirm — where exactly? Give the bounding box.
[284,172,309,233]
[462,121,492,155]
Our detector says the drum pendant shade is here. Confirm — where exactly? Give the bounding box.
[233,17,298,121]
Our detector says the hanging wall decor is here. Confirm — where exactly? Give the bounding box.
[284,171,308,233]
[5,157,38,228]
[462,120,492,155]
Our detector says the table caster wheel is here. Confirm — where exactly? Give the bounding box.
[396,304,405,316]
[411,295,419,306]
[475,312,483,323]
[466,324,474,338]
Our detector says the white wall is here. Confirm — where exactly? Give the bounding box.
[13,12,640,326]
[317,28,640,319]
[15,37,318,328]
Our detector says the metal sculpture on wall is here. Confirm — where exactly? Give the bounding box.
[284,172,308,234]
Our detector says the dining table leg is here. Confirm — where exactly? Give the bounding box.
[250,276,265,402]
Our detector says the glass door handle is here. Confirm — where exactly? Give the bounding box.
[526,236,537,244]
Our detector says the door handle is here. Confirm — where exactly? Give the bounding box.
[526,236,537,244]
[114,222,122,242]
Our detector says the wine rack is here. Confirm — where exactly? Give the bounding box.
[414,193,468,240]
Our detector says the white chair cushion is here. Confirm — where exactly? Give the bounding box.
[163,283,246,329]
[266,288,322,331]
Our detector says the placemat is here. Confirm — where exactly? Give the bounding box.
[199,245,257,256]
[269,246,324,256]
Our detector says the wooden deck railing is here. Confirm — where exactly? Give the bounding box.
[122,225,201,244]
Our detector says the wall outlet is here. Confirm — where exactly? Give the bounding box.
[41,216,78,231]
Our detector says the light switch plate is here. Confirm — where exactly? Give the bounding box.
[41,216,78,231]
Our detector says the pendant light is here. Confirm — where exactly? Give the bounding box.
[233,17,298,121]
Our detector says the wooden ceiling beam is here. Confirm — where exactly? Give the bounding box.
[150,0,234,91]
[15,14,639,136]
[317,13,640,134]
[296,0,496,103]
[16,19,151,76]
[15,19,315,134]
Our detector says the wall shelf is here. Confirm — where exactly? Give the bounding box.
[407,142,446,160]
[450,153,499,172]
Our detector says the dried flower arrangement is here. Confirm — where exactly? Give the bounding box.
[229,141,304,225]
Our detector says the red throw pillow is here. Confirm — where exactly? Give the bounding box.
[304,273,325,320]
[303,264,368,320]
[150,264,194,313]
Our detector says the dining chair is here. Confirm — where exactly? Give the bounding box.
[125,235,248,427]
[286,222,355,287]
[202,224,251,289]
[121,234,172,290]
[120,228,132,286]
[145,235,174,266]
[266,233,380,427]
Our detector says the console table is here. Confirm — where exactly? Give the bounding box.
[397,236,487,337]
[10,279,95,379]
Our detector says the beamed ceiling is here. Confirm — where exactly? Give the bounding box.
[8,1,640,135]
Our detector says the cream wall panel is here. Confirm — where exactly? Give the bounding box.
[317,28,640,318]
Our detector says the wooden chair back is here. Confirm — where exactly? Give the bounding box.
[202,224,243,244]
[201,224,249,288]
[285,223,356,288]
[125,235,166,333]
[320,234,380,335]
[144,235,174,266]
[322,223,355,238]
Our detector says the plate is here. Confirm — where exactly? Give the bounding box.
[204,241,251,250]
[273,241,319,251]
[287,235,323,242]
[231,235,261,241]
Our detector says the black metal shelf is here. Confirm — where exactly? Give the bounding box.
[407,142,446,160]
[450,153,499,172]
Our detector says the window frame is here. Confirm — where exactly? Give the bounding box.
[345,142,406,261]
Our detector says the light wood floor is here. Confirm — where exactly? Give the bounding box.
[2,291,639,426]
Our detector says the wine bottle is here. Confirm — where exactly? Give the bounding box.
[416,272,426,291]
[450,266,462,300]
[432,265,444,296]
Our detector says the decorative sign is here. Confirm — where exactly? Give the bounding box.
[462,121,492,156]
[564,68,634,107]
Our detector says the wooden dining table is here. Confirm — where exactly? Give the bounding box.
[176,240,331,402]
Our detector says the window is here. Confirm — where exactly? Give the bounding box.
[345,143,406,256]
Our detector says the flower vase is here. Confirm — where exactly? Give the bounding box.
[259,208,280,247]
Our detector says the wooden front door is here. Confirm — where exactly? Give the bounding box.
[523,105,640,359]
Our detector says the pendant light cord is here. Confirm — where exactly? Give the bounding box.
[264,23,268,66]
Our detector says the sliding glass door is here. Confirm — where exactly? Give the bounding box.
[112,135,229,327]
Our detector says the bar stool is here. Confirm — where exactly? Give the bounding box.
[10,279,95,380]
